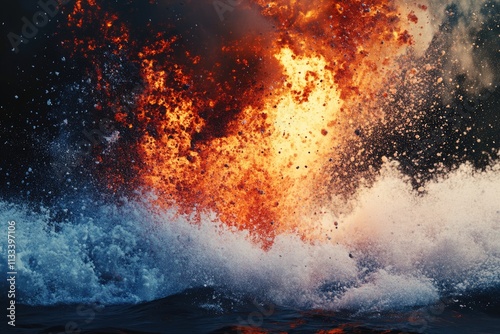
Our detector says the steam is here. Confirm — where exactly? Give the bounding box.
[399,0,497,93]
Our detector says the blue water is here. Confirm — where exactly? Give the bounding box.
[1,164,499,333]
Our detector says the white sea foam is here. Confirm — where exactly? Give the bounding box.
[0,162,498,311]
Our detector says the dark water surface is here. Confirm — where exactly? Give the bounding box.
[3,287,499,334]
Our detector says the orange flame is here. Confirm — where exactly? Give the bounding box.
[64,0,425,248]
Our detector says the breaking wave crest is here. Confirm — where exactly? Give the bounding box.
[1,162,498,312]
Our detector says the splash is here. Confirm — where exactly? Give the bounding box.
[1,162,498,307]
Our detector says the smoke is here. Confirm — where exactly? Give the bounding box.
[399,0,498,95]
[435,0,497,95]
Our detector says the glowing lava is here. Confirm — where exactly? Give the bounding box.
[63,0,426,248]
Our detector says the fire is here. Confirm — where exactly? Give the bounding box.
[62,0,426,248]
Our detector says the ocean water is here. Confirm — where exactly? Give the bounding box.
[1,164,499,333]
[1,0,500,333]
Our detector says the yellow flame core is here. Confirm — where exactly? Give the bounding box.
[137,47,344,245]
[267,48,343,234]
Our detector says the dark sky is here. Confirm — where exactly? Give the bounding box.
[1,1,499,204]
[1,2,66,201]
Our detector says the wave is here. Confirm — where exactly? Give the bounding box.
[0,162,499,312]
